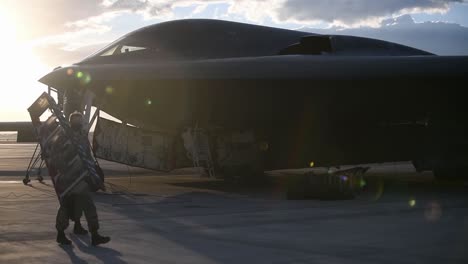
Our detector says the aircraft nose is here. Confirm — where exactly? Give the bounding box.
[39,66,86,88]
[39,67,69,87]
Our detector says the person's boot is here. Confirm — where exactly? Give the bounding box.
[56,230,72,245]
[91,230,110,246]
[73,222,88,235]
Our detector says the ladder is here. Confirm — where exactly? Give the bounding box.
[26,92,104,201]
[191,126,216,178]
[23,143,45,185]
[24,87,62,185]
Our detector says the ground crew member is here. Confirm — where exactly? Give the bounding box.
[70,198,89,235]
[56,111,110,246]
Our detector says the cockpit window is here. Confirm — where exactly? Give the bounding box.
[120,45,146,54]
[100,46,119,57]
[100,45,147,56]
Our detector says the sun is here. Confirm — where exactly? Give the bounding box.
[0,10,49,121]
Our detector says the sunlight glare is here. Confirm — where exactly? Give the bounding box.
[0,10,49,121]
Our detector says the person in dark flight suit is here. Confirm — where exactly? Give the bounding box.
[56,112,110,246]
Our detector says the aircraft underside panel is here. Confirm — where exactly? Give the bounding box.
[93,117,175,171]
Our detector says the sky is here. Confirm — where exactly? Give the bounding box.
[0,0,468,121]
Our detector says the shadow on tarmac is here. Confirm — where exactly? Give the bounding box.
[58,235,126,264]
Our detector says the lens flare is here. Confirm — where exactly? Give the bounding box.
[83,74,91,84]
[309,161,315,168]
[425,201,442,222]
[146,99,152,106]
[105,86,114,94]
[259,141,269,151]
[371,178,384,201]
[409,199,416,207]
[67,69,74,76]
[76,71,84,79]
[359,179,367,188]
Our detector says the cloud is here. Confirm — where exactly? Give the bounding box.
[99,0,468,29]
[29,11,122,57]
[305,14,468,55]
[6,0,468,36]
[7,0,466,43]
[2,0,108,41]
[57,0,467,28]
[104,0,149,11]
[33,43,107,68]
[273,0,466,27]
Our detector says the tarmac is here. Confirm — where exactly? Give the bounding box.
[0,143,467,263]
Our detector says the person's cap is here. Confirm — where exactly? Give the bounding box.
[69,111,84,123]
